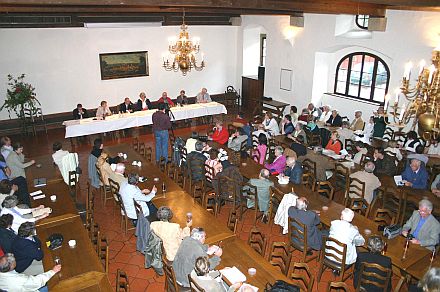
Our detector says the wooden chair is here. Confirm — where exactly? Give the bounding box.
[108,178,120,211]
[308,133,322,147]
[216,175,239,215]
[302,158,317,180]
[332,163,350,193]
[360,154,373,168]
[162,248,180,292]
[144,146,153,162]
[132,137,139,151]
[90,223,100,253]
[188,274,206,292]
[345,177,369,216]
[96,166,113,206]
[247,226,267,257]
[378,185,406,225]
[290,263,315,292]
[138,142,146,156]
[68,170,78,199]
[226,209,238,233]
[302,172,316,191]
[166,161,177,180]
[317,237,354,282]
[268,187,283,227]
[115,192,135,234]
[116,269,130,291]
[356,262,392,291]
[316,181,335,201]
[239,182,264,224]
[85,181,96,225]
[268,242,292,276]
[372,208,395,227]
[288,217,318,263]
[98,236,109,273]
[345,139,355,155]
[327,281,350,292]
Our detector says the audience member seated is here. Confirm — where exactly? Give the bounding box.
[350,110,364,131]
[357,115,374,143]
[373,106,387,138]
[384,140,403,162]
[326,208,365,266]
[186,132,199,154]
[245,169,274,222]
[0,162,30,206]
[337,121,354,146]
[298,108,309,123]
[252,124,269,145]
[353,141,368,165]
[290,106,299,124]
[111,163,127,186]
[404,131,422,153]
[90,138,119,164]
[401,159,428,190]
[119,173,157,224]
[349,162,381,205]
[209,121,229,145]
[354,235,392,292]
[0,136,12,161]
[1,196,49,233]
[306,103,321,117]
[205,149,222,179]
[158,91,175,107]
[325,131,343,155]
[431,174,440,197]
[263,112,280,136]
[402,199,440,251]
[319,105,332,123]
[0,214,16,254]
[196,87,211,103]
[288,123,307,144]
[136,92,152,111]
[6,142,35,179]
[119,97,134,113]
[227,127,247,152]
[252,133,268,165]
[190,256,239,292]
[0,253,61,292]
[288,197,324,251]
[283,156,303,184]
[96,100,112,118]
[414,267,440,292]
[264,146,286,175]
[72,103,88,120]
[173,228,222,287]
[426,137,440,155]
[0,180,17,206]
[11,222,43,274]
[97,152,117,186]
[176,90,188,106]
[280,115,294,135]
[150,206,191,262]
[187,141,208,181]
[373,147,397,176]
[51,141,69,169]
[290,135,307,158]
[407,145,429,166]
[326,109,343,127]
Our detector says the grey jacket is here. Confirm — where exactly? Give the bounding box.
[403,211,440,251]
[87,154,100,188]
[145,231,163,275]
[136,212,150,254]
[173,236,220,287]
[288,207,323,250]
[227,135,248,152]
[6,152,33,179]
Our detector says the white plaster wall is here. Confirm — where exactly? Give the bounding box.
[241,10,440,120]
[0,25,239,120]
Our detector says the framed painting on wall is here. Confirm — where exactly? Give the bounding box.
[280,68,293,91]
[99,51,149,80]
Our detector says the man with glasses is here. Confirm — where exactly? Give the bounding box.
[402,199,440,251]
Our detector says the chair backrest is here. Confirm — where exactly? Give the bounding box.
[144,146,153,162]
[132,137,139,151]
[240,139,248,152]
[316,181,335,201]
[138,142,146,156]
[133,199,143,216]
[99,236,109,273]
[162,249,179,292]
[347,177,368,215]
[115,192,127,215]
[380,186,406,225]
[290,263,315,292]
[218,175,237,206]
[188,155,206,181]
[247,226,267,257]
[116,269,130,291]
[302,172,316,191]
[333,163,349,191]
[357,262,392,291]
[188,274,206,292]
[268,241,292,276]
[227,209,238,233]
[348,177,366,200]
[204,163,215,184]
[68,170,78,187]
[322,237,348,270]
[241,182,259,212]
[373,208,395,226]
[327,281,350,292]
[95,165,105,186]
[288,217,308,254]
[108,178,120,200]
[301,158,317,179]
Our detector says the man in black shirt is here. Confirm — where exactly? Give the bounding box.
[72,104,89,120]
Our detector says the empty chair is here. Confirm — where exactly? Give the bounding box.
[226,209,238,233]
[379,185,406,226]
[290,263,315,292]
[247,226,267,257]
[98,236,109,273]
[372,208,395,227]
[23,107,48,136]
[327,281,351,292]
[116,269,130,291]
[316,181,335,201]
[268,242,292,276]
[302,172,316,191]
[132,137,139,150]
[302,159,317,180]
[332,163,350,193]
[239,182,264,224]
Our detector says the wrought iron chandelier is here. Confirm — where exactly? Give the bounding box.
[162,11,205,75]
[383,46,439,139]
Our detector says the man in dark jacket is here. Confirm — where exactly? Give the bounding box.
[290,135,307,157]
[11,222,43,273]
[326,110,343,127]
[284,157,303,184]
[373,147,397,176]
[119,97,135,113]
[0,214,16,254]
[187,141,207,182]
[72,103,89,119]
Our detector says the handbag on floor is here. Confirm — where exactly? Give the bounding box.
[265,280,300,292]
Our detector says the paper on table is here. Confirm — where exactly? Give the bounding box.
[30,190,43,197]
[220,266,246,284]
[394,175,404,186]
[240,284,258,292]
[33,194,46,200]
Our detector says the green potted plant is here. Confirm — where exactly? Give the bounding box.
[1,74,40,119]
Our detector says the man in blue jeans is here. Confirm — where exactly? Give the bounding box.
[152,103,172,163]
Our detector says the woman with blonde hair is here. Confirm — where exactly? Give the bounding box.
[96,152,114,186]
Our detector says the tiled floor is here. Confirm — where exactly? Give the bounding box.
[16,123,404,292]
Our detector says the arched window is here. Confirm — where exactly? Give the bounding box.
[355,15,369,30]
[334,52,390,103]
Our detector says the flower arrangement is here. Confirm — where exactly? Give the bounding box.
[0,74,40,118]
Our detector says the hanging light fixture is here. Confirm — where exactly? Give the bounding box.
[162,10,205,75]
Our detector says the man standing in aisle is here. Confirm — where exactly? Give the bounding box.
[196,88,211,103]
[152,103,172,163]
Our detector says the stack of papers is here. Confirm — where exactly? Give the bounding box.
[220,266,246,284]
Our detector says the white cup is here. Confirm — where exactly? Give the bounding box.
[68,239,76,248]
[132,161,137,166]
[137,161,142,167]
[248,268,256,276]
[50,195,57,202]
[123,154,127,159]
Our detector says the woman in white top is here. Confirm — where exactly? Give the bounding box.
[403,131,421,153]
[51,142,70,169]
[361,116,375,143]
[319,105,332,123]
[426,138,440,156]
[263,112,280,136]
[96,100,112,118]
[290,106,299,124]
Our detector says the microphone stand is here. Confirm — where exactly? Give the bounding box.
[166,107,176,140]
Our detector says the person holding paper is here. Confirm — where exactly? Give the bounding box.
[401,159,429,189]
[173,227,222,287]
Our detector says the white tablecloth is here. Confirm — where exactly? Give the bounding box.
[63,102,227,138]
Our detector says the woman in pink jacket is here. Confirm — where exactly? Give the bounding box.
[264,146,286,175]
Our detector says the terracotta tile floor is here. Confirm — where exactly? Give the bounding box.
[15,123,405,292]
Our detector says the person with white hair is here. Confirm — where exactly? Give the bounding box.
[401,158,429,189]
[283,156,303,184]
[326,109,342,127]
[326,208,365,265]
[319,105,332,123]
[350,110,364,131]
[264,146,286,175]
[173,227,222,287]
[402,199,440,251]
[349,161,381,204]
[109,163,127,185]
[246,169,274,221]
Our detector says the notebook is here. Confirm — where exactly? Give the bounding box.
[33,178,47,187]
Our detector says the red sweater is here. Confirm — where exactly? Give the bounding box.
[325,139,342,154]
[158,96,175,107]
[212,127,229,145]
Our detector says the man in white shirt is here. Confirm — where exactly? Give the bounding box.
[0,136,12,160]
[96,100,111,118]
[326,208,365,265]
[119,173,157,224]
[0,253,61,292]
[51,142,70,169]
[185,132,199,154]
[196,88,211,103]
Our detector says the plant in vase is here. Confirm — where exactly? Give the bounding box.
[0,74,40,119]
